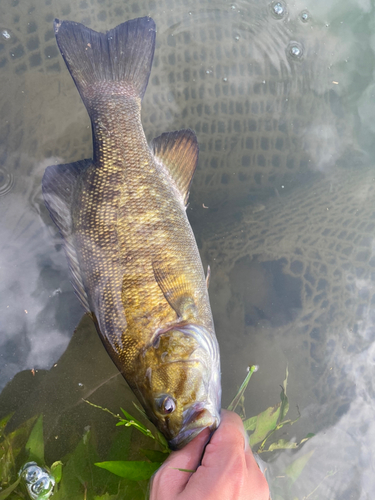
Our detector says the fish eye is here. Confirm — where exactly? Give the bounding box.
[157,395,176,415]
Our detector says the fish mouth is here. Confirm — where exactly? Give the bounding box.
[168,406,221,450]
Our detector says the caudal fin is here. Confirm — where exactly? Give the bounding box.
[54,17,156,103]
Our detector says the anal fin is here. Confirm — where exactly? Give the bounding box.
[42,159,92,313]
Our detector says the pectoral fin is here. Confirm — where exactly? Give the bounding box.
[42,159,92,312]
[151,129,198,205]
[152,262,197,319]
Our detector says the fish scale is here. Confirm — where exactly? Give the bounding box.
[87,103,206,335]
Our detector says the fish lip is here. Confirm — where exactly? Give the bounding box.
[168,426,206,451]
[168,407,221,450]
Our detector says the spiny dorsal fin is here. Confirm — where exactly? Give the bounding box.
[151,129,199,205]
[42,159,92,313]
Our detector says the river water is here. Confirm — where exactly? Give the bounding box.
[0,0,374,498]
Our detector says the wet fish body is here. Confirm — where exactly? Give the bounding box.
[42,17,221,449]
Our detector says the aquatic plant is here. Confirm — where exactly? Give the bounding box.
[0,368,315,500]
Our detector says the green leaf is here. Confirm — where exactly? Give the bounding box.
[25,415,44,464]
[139,449,169,463]
[155,431,169,453]
[249,404,281,447]
[0,414,14,438]
[120,408,136,422]
[171,468,196,473]
[50,461,63,484]
[0,476,21,500]
[279,367,289,421]
[95,461,161,481]
[132,402,148,420]
[266,439,299,451]
[106,428,132,462]
[300,433,315,443]
[285,449,315,485]
[227,365,258,412]
[117,409,154,439]
[264,432,314,453]
[243,415,257,432]
[93,482,145,500]
[52,429,99,499]
[0,416,37,485]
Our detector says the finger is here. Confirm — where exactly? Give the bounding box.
[241,423,271,500]
[244,450,270,499]
[150,427,210,500]
[199,409,247,471]
[219,411,269,499]
[185,410,269,499]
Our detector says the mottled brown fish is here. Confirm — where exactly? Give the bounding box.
[42,17,221,449]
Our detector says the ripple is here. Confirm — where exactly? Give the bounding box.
[0,167,15,196]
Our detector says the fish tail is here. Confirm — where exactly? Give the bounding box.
[53,17,156,103]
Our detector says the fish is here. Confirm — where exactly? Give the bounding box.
[41,17,221,450]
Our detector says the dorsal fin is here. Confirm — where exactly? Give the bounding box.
[42,159,92,313]
[151,129,199,205]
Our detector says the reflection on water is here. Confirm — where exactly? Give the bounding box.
[0,0,374,497]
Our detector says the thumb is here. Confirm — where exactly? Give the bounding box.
[150,428,210,500]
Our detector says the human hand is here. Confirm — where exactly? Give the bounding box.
[150,409,270,500]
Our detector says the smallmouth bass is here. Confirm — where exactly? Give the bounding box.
[42,17,221,449]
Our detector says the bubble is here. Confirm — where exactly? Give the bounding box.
[286,41,304,60]
[300,10,310,22]
[1,30,11,39]
[270,1,287,19]
[0,167,15,196]
[30,476,55,497]
[19,462,55,500]
[20,463,42,484]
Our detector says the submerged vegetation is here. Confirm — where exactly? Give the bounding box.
[0,368,317,500]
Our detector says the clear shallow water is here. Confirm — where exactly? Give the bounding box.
[0,0,375,498]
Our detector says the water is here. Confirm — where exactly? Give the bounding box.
[0,0,374,498]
